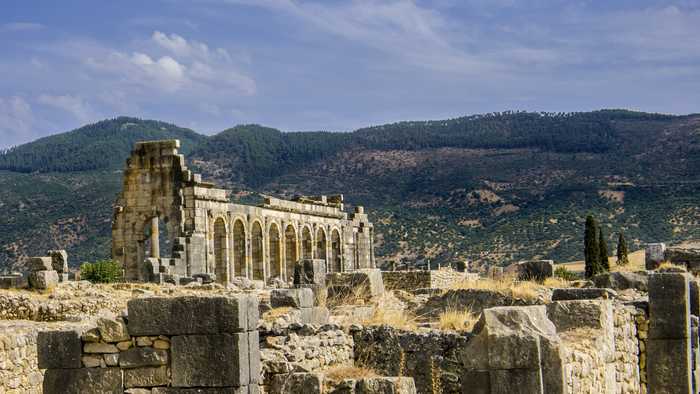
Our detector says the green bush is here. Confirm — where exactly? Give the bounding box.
[80,259,122,283]
[554,266,580,281]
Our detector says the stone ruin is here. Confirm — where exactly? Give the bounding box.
[111,140,375,284]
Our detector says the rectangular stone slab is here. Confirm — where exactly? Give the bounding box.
[647,338,692,394]
[649,273,691,339]
[171,333,249,387]
[248,331,261,384]
[127,295,252,335]
[38,330,83,369]
[153,388,249,394]
[43,368,123,394]
[124,366,170,388]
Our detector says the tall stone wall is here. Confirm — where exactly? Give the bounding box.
[112,140,375,284]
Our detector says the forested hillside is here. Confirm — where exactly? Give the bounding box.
[1,110,700,274]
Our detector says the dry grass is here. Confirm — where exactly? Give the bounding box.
[656,262,687,271]
[438,306,479,331]
[261,307,295,323]
[322,366,379,381]
[356,306,417,330]
[449,277,542,300]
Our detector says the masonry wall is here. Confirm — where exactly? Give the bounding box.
[380,270,473,292]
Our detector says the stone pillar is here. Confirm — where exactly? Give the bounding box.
[489,266,504,282]
[648,273,692,394]
[646,243,668,270]
[391,261,396,272]
[149,218,159,258]
[405,261,410,272]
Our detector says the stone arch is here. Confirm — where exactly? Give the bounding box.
[331,228,342,273]
[316,227,327,267]
[269,223,282,280]
[213,217,228,284]
[251,221,264,280]
[233,218,247,278]
[285,225,298,282]
[135,212,173,267]
[301,225,313,260]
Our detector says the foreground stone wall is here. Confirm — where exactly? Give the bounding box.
[380,270,473,292]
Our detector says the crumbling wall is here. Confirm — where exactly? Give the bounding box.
[380,270,473,292]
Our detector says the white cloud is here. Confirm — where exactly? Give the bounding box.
[37,94,100,123]
[3,23,44,31]
[151,31,218,60]
[0,96,43,147]
[198,103,221,115]
[30,55,50,70]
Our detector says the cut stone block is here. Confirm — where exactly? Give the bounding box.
[193,273,216,284]
[153,388,249,394]
[646,243,667,270]
[119,346,169,369]
[43,368,123,394]
[294,259,326,285]
[84,342,119,354]
[517,260,553,281]
[47,249,69,274]
[301,307,331,326]
[171,333,249,387]
[269,372,324,394]
[649,273,691,339]
[0,275,29,289]
[461,369,490,394]
[490,369,542,394]
[28,256,53,271]
[691,280,700,317]
[127,295,253,335]
[37,330,82,369]
[270,288,313,309]
[647,338,692,394]
[355,377,417,394]
[551,288,617,301]
[124,365,170,388]
[249,330,261,384]
[348,269,385,297]
[29,269,59,289]
[97,316,131,342]
[593,270,649,292]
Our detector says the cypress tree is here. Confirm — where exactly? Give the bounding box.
[617,233,629,266]
[584,215,600,279]
[599,227,610,272]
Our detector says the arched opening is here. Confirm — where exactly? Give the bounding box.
[144,217,169,259]
[302,226,313,259]
[252,222,264,280]
[317,228,327,270]
[233,219,246,278]
[269,223,281,280]
[214,218,227,284]
[332,229,341,273]
[285,225,297,282]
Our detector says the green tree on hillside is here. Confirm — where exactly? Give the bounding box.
[617,233,629,266]
[599,227,610,272]
[585,215,601,279]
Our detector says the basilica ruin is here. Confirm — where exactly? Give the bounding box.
[110,140,375,283]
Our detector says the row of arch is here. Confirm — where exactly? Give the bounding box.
[212,216,343,284]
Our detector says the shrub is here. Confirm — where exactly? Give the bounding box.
[80,259,122,283]
[554,266,579,281]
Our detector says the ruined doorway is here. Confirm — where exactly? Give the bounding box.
[317,228,327,269]
[144,218,169,259]
[302,226,313,259]
[214,218,227,284]
[252,222,264,280]
[332,229,341,272]
[285,225,297,281]
[269,223,281,280]
[233,219,246,278]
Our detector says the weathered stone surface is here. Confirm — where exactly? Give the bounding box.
[105,353,120,366]
[517,260,553,281]
[546,300,614,362]
[97,316,131,342]
[47,249,69,274]
[29,269,59,289]
[0,275,29,289]
[551,288,617,301]
[355,377,417,394]
[81,327,101,342]
[646,243,667,270]
[249,330,261,384]
[82,355,102,368]
[171,333,249,387]
[193,273,216,284]
[301,307,330,326]
[647,338,692,394]
[294,259,327,285]
[119,346,169,369]
[691,280,700,317]
[28,256,53,272]
[84,342,119,354]
[124,365,170,388]
[153,387,248,394]
[649,273,691,339]
[38,330,82,369]
[461,369,490,394]
[127,295,253,335]
[270,288,313,309]
[490,369,542,394]
[349,269,385,297]
[43,368,123,394]
[593,270,649,292]
[269,372,324,394]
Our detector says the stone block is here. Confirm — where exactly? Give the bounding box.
[153,388,248,394]
[551,288,617,301]
[355,377,417,394]
[691,280,700,317]
[649,273,691,339]
[249,330,261,384]
[488,267,504,282]
[28,256,53,271]
[0,276,29,289]
[593,270,649,292]
[97,316,131,342]
[269,372,325,394]
[124,365,170,388]
[128,295,252,335]
[247,294,260,331]
[47,249,69,274]
[301,307,331,325]
[37,330,82,369]
[546,300,615,360]
[517,260,553,281]
[59,273,69,283]
[193,273,216,284]
[119,346,169,369]
[488,334,541,370]
[171,333,249,387]
[29,269,59,289]
[349,269,385,297]
[646,243,667,270]
[647,338,692,394]
[296,283,327,306]
[270,288,313,309]
[43,368,123,394]
[294,259,326,285]
[490,369,542,394]
[461,369,490,394]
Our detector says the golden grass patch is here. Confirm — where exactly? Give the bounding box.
[438,306,479,331]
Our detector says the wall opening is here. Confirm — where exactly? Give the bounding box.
[252,222,264,280]
[302,226,313,259]
[269,223,281,280]
[332,229,341,273]
[233,219,246,278]
[214,218,227,284]
[285,225,297,282]
[317,228,327,269]
[144,218,169,259]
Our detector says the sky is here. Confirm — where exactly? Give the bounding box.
[1,0,699,149]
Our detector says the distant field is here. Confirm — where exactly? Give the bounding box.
[555,249,646,273]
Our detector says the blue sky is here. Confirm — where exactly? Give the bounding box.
[1,0,699,149]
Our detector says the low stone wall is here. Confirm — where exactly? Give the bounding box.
[415,288,549,320]
[381,270,474,292]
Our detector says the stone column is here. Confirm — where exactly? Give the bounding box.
[149,218,159,258]
[391,261,396,272]
[648,273,692,394]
